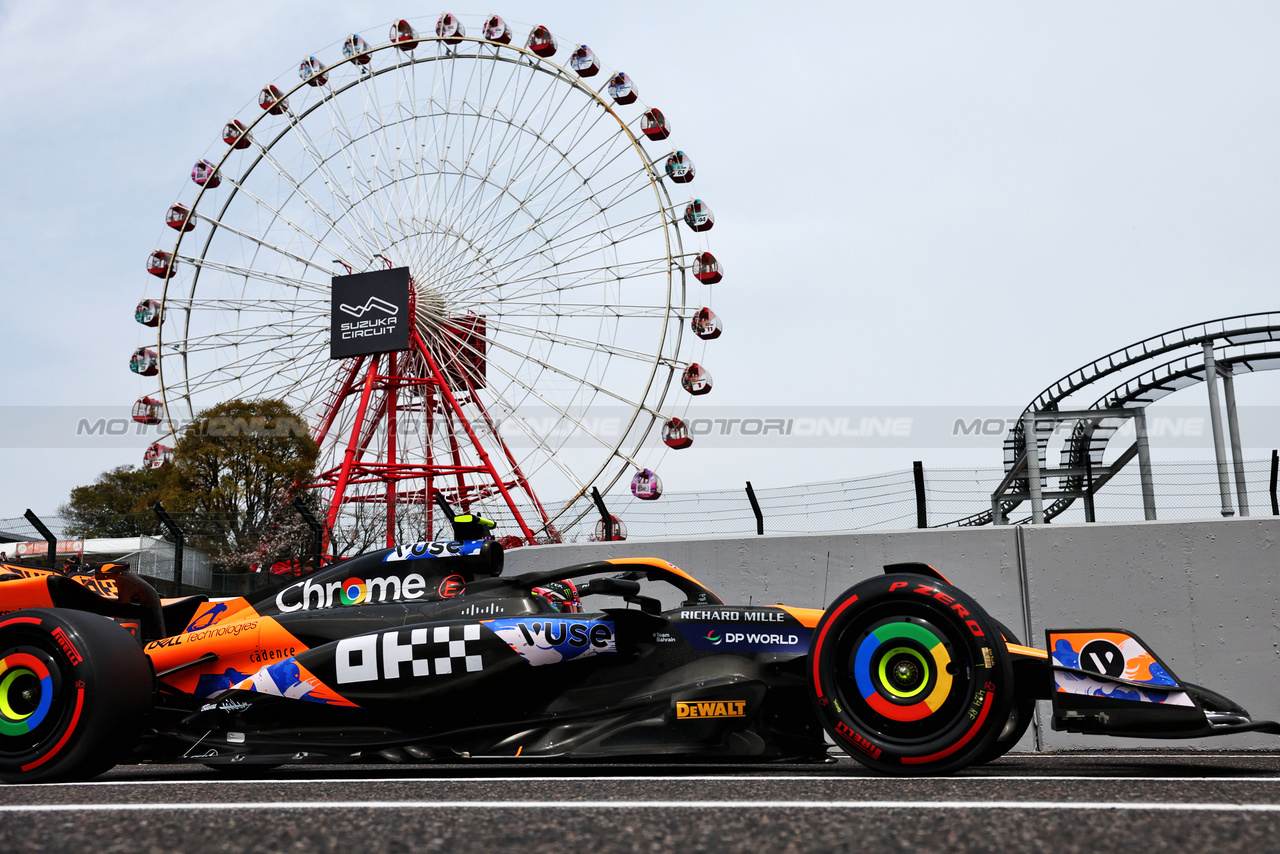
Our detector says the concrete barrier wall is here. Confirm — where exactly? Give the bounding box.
[511,516,1280,752]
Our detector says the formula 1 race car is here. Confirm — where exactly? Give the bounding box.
[0,542,1275,783]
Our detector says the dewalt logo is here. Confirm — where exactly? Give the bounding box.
[675,700,747,719]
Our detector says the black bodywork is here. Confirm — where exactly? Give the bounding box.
[150,548,829,766]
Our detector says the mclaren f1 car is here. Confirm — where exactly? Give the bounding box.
[0,539,1274,783]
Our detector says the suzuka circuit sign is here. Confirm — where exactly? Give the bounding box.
[330,267,411,359]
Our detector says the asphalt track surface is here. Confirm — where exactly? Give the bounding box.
[3,752,1280,853]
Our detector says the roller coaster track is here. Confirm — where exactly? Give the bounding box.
[945,312,1280,526]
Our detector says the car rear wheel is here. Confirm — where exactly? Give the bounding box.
[0,609,153,783]
[808,573,1013,775]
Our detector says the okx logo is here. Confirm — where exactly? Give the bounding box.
[335,625,483,684]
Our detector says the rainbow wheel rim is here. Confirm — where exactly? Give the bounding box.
[853,621,953,722]
[340,578,367,606]
[0,653,53,736]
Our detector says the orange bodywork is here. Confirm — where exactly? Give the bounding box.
[1006,642,1048,660]
[0,564,118,600]
[777,606,825,628]
[0,576,55,613]
[144,604,312,694]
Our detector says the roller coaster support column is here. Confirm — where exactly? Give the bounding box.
[1203,344,1235,517]
[1221,364,1250,516]
[1133,409,1157,521]
[1024,413,1044,524]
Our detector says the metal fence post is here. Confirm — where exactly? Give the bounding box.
[912,462,928,528]
[23,510,56,568]
[1271,450,1279,516]
[293,498,324,571]
[153,502,185,596]
[1083,453,1097,523]
[590,487,612,542]
[745,482,764,535]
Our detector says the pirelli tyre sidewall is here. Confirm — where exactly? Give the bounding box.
[809,573,1014,775]
[973,617,1036,766]
[0,609,153,783]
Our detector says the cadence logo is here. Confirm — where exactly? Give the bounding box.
[331,267,410,358]
[676,699,747,719]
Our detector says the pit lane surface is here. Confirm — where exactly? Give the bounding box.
[4,753,1280,853]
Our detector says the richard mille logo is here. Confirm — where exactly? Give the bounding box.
[339,296,400,318]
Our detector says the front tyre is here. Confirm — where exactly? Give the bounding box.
[0,609,153,783]
[972,618,1035,765]
[808,573,1013,775]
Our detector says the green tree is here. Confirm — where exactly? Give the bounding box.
[160,398,320,571]
[59,465,169,538]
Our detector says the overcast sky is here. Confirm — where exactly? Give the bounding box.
[1,1,1277,520]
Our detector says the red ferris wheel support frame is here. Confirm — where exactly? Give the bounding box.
[308,324,554,550]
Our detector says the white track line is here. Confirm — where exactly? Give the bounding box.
[30,774,1280,787]
[3,800,1280,813]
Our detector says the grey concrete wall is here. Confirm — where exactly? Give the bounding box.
[509,515,1280,752]
[1021,517,1279,749]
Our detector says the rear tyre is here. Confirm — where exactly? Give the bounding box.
[973,618,1035,765]
[808,573,1013,775]
[0,609,153,783]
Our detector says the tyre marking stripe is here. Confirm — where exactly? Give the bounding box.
[20,685,83,772]
[901,687,994,765]
[0,617,42,629]
[810,595,858,698]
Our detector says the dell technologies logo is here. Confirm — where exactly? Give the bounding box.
[331,267,411,358]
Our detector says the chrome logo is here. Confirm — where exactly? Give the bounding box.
[339,578,367,606]
[0,653,53,736]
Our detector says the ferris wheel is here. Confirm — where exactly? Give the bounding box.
[131,14,725,546]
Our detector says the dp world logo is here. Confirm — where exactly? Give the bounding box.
[339,296,400,319]
[704,629,722,645]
